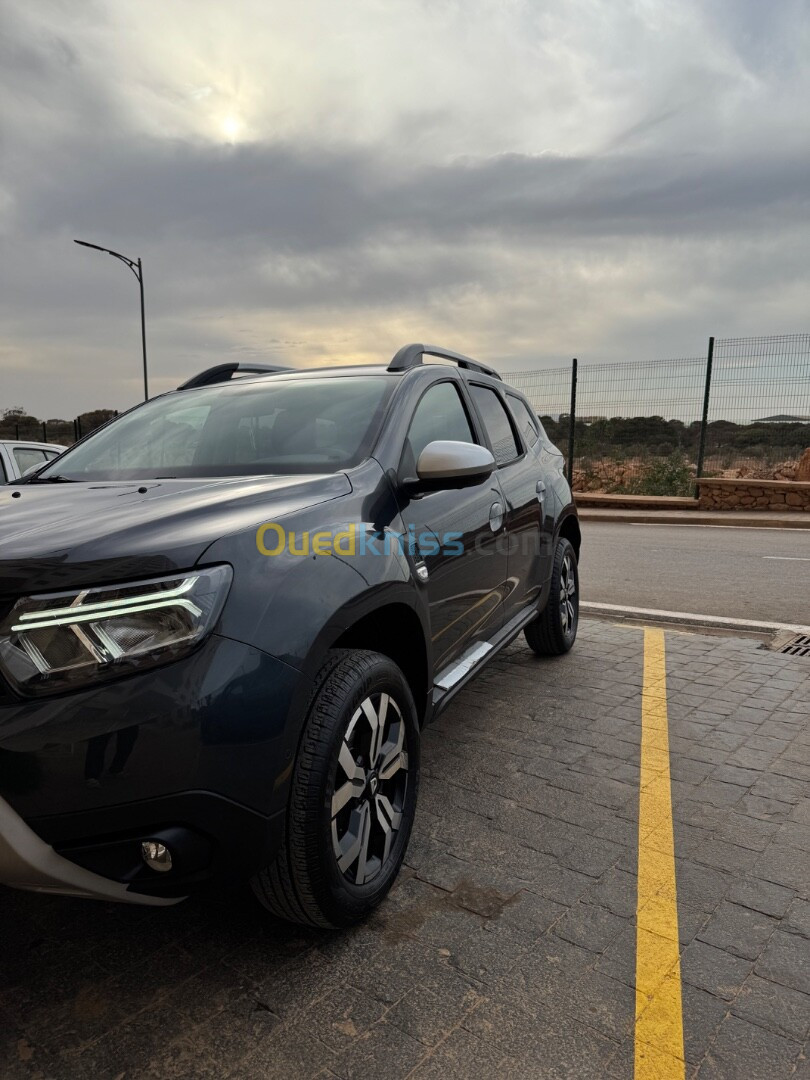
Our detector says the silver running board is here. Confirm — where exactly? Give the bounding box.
[434,641,493,691]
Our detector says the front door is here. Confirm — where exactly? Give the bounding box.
[395,380,508,673]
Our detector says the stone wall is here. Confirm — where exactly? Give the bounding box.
[697,478,810,511]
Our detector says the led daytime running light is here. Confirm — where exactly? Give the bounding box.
[11,577,201,633]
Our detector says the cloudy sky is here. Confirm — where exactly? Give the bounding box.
[1,0,808,419]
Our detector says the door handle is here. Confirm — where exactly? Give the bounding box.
[536,480,546,506]
[489,501,504,532]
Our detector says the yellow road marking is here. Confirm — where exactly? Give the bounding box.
[635,628,685,1079]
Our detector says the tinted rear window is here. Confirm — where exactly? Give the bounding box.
[507,394,539,447]
[469,385,521,465]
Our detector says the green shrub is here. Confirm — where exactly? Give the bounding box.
[620,452,694,496]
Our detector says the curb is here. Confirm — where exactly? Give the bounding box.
[577,511,810,529]
[581,601,810,637]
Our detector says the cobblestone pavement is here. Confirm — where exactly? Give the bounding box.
[2,620,809,1079]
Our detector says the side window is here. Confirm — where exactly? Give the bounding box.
[13,447,48,474]
[507,394,539,447]
[469,385,521,466]
[404,382,475,473]
[0,451,7,482]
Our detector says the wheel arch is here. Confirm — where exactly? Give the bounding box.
[556,511,581,561]
[332,603,429,725]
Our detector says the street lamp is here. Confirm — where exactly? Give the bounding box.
[74,240,149,401]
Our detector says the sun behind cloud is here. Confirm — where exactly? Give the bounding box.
[219,114,243,143]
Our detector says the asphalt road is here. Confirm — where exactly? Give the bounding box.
[581,522,810,626]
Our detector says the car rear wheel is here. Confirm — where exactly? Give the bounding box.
[524,537,579,656]
[252,649,420,928]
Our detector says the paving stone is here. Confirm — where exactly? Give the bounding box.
[1,622,808,1080]
[447,919,534,982]
[726,877,796,918]
[749,774,810,805]
[783,899,810,939]
[510,933,595,1000]
[681,984,729,1065]
[712,813,781,852]
[406,1027,521,1080]
[775,821,810,851]
[698,901,779,960]
[552,901,629,954]
[690,779,747,809]
[329,1019,428,1079]
[755,930,810,995]
[754,843,810,896]
[695,1013,801,1080]
[736,794,795,822]
[524,861,595,906]
[731,974,810,1041]
[493,889,567,936]
[582,867,638,919]
[675,860,733,913]
[557,967,635,1040]
[680,940,754,1000]
[691,837,762,876]
[385,968,483,1047]
[294,987,389,1053]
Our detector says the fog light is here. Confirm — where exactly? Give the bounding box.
[141,840,172,872]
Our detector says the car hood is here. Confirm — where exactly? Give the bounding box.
[0,474,351,597]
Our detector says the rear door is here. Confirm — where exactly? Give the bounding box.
[466,383,550,624]
[395,379,508,673]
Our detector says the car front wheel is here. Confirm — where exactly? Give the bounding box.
[525,536,579,656]
[252,649,420,928]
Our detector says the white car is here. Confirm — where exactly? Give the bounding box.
[0,440,67,483]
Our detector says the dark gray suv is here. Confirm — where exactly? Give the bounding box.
[0,344,580,927]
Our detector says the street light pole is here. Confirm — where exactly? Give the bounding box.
[74,240,150,400]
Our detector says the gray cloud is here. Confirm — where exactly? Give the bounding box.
[1,0,808,419]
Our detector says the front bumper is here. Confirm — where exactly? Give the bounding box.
[0,791,180,904]
[0,633,300,901]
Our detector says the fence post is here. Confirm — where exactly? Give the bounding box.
[77,416,83,439]
[42,422,47,443]
[567,357,577,485]
[694,336,715,496]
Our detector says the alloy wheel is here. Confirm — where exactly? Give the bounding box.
[330,692,409,885]
[560,553,577,635]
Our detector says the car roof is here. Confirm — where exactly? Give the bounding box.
[0,440,66,451]
[177,363,505,394]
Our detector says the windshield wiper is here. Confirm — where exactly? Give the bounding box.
[26,474,76,484]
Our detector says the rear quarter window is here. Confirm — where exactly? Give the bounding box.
[468,385,521,466]
[506,394,540,447]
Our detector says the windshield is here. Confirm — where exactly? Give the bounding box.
[38,375,397,481]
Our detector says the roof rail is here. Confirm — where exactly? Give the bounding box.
[387,343,501,381]
[177,363,292,390]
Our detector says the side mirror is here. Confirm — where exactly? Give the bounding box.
[412,440,495,490]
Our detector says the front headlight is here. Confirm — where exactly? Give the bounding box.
[0,565,232,697]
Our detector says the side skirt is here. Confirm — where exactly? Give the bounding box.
[429,602,541,719]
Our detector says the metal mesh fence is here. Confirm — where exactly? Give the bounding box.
[0,419,75,445]
[504,333,810,495]
[2,334,807,493]
[0,415,116,447]
[705,334,810,479]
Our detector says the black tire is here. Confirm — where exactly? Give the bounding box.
[524,537,579,656]
[251,649,420,928]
